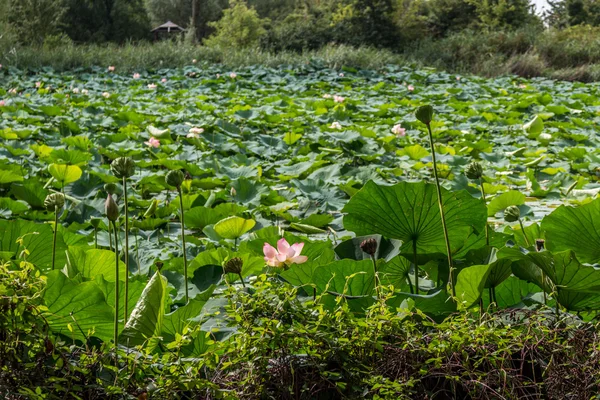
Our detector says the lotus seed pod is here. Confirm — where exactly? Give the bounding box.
[165,170,185,188]
[360,238,378,256]
[90,217,101,229]
[223,257,243,274]
[44,193,65,211]
[465,162,483,180]
[415,105,434,125]
[504,205,521,223]
[110,157,135,179]
[105,194,119,222]
[104,182,117,195]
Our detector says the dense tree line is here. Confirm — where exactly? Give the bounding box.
[0,0,599,49]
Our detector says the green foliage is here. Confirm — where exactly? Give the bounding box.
[204,0,269,48]
[7,0,67,44]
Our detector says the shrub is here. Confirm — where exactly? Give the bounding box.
[204,0,269,48]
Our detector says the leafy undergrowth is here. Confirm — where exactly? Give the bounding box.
[2,263,599,400]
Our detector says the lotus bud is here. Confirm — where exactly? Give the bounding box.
[105,194,119,222]
[155,261,163,271]
[504,205,521,223]
[535,239,545,252]
[415,105,434,125]
[165,170,185,188]
[110,157,135,179]
[104,183,117,195]
[44,193,65,211]
[90,217,101,229]
[360,238,378,256]
[223,257,243,274]
[230,187,237,197]
[143,199,158,219]
[465,162,483,180]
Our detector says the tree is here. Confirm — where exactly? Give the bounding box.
[204,0,269,48]
[7,0,67,44]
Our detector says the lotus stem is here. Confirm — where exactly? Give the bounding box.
[413,240,419,295]
[518,218,530,247]
[112,220,119,349]
[425,122,456,297]
[108,221,113,252]
[479,179,489,246]
[52,206,58,270]
[238,273,246,288]
[177,186,189,303]
[370,254,380,300]
[122,177,130,324]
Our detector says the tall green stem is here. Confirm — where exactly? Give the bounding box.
[123,177,130,324]
[108,221,113,252]
[94,228,98,249]
[370,254,380,300]
[479,179,489,246]
[518,218,530,247]
[426,123,456,297]
[52,207,58,270]
[413,240,419,294]
[178,187,189,303]
[112,220,119,349]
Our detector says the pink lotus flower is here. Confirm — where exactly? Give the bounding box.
[145,137,160,148]
[0,100,5,107]
[133,73,140,79]
[407,85,415,91]
[187,127,204,138]
[147,83,157,89]
[35,82,41,88]
[229,72,237,79]
[108,66,115,72]
[330,121,342,130]
[102,92,110,98]
[392,124,406,136]
[263,238,308,268]
[161,78,167,83]
[0,64,2,69]
[333,95,345,103]
[339,73,344,77]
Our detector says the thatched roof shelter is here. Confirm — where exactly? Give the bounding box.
[151,21,185,40]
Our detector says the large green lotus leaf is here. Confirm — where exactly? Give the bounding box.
[67,248,126,282]
[10,182,48,209]
[280,248,336,289]
[185,206,224,230]
[455,263,493,308]
[95,275,146,324]
[388,290,456,318]
[0,169,24,184]
[162,286,215,342]
[190,265,223,292]
[482,276,542,308]
[487,190,525,217]
[0,219,67,271]
[485,258,513,289]
[541,199,600,264]
[181,331,212,357]
[343,181,486,257]
[43,270,114,342]
[334,234,402,262]
[213,216,256,239]
[556,289,600,311]
[378,255,411,290]
[48,164,82,187]
[527,250,600,292]
[312,259,375,296]
[119,271,168,347]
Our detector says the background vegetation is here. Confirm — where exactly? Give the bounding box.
[3,0,600,80]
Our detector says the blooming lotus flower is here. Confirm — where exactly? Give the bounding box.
[339,73,344,77]
[108,66,115,72]
[161,78,167,83]
[145,137,160,148]
[229,72,237,79]
[216,73,221,78]
[35,82,41,88]
[333,95,345,103]
[330,121,342,130]
[148,83,157,89]
[0,100,5,107]
[8,88,17,95]
[102,92,110,98]
[72,88,80,94]
[0,64,2,69]
[519,84,527,89]
[187,127,204,138]
[456,76,461,81]
[133,73,140,79]
[392,124,406,136]
[263,238,308,268]
[82,89,89,95]
[407,85,415,91]
[323,94,332,99]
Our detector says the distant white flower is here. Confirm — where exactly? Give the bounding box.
[192,59,197,64]
[229,72,237,79]
[407,85,415,91]
[323,94,332,99]
[329,121,342,130]
[35,82,41,88]
[133,73,141,79]
[148,83,157,89]
[392,124,406,137]
[102,92,110,98]
[216,73,221,78]
[456,76,461,81]
[8,88,17,95]
[81,89,89,95]
[519,84,527,89]
[187,127,204,138]
[72,88,80,94]
[333,95,345,103]
[339,73,344,77]
[108,66,115,72]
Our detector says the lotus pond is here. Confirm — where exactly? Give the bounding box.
[2,63,600,359]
